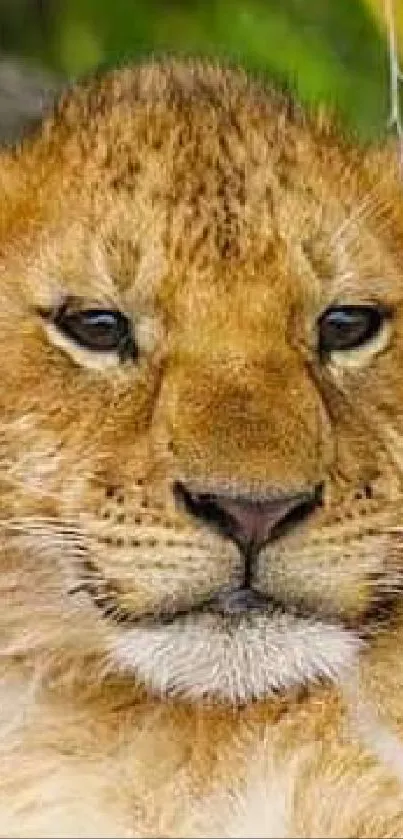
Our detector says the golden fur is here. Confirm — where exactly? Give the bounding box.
[1,58,403,836]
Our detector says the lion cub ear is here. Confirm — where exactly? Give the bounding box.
[0,150,20,195]
[0,150,31,251]
[364,137,403,183]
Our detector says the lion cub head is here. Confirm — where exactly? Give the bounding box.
[0,59,402,703]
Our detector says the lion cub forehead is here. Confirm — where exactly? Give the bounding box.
[10,203,385,334]
[2,58,397,316]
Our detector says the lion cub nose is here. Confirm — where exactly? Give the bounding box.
[175,482,321,553]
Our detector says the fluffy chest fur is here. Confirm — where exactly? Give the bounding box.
[2,661,403,838]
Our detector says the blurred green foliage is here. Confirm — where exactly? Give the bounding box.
[0,0,394,138]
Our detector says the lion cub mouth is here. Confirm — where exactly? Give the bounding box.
[156,585,284,624]
[205,586,270,615]
[74,558,311,627]
[76,560,361,701]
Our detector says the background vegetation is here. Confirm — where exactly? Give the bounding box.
[0,0,401,139]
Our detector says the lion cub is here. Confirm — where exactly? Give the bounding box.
[0,57,403,837]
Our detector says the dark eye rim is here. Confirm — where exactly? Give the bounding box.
[318,303,392,357]
[38,302,137,361]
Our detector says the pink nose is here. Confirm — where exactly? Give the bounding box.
[214,494,309,548]
[176,482,321,552]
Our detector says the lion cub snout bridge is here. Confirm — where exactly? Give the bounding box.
[174,481,323,553]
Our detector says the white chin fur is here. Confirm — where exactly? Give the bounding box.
[112,612,360,703]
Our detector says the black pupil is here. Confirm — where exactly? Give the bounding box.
[319,305,383,353]
[56,309,130,352]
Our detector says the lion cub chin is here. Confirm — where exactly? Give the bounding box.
[1,57,403,837]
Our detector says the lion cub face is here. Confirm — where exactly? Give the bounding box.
[0,60,402,702]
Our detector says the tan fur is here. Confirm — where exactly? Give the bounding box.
[1,58,403,835]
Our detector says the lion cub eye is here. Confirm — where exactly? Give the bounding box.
[318,305,387,355]
[53,307,135,358]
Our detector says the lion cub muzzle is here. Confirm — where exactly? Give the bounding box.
[173,480,323,613]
